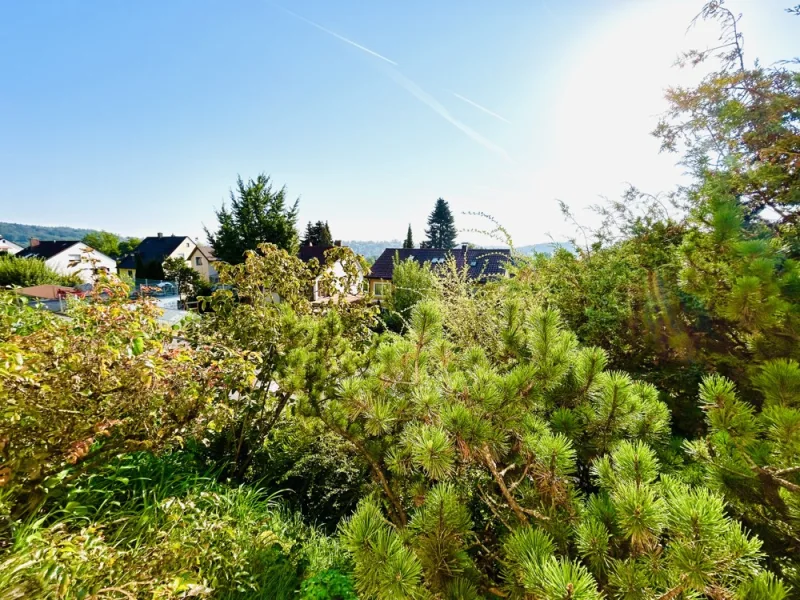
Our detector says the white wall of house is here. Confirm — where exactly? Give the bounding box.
[312,260,364,301]
[189,246,219,281]
[0,238,23,255]
[47,243,117,283]
[167,237,197,264]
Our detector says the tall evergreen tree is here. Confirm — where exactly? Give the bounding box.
[302,220,334,247]
[205,174,299,264]
[424,198,457,249]
[402,224,414,249]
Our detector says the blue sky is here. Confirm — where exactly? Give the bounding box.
[0,0,796,245]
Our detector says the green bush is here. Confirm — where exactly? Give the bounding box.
[299,569,358,600]
[0,255,77,287]
[0,453,347,599]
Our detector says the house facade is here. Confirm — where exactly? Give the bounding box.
[0,237,23,255]
[188,245,219,282]
[298,242,364,302]
[117,233,197,280]
[16,239,117,283]
[366,246,512,298]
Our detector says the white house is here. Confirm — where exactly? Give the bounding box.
[16,239,117,283]
[0,237,23,255]
[188,245,220,282]
[116,234,197,280]
[298,243,364,302]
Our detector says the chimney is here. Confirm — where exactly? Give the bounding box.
[461,243,468,251]
[30,237,40,248]
[157,232,163,238]
[334,240,342,247]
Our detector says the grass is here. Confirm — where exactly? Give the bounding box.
[0,452,351,599]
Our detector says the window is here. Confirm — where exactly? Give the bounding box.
[195,257,202,266]
[176,253,184,259]
[185,242,189,247]
[373,282,391,297]
[127,270,134,277]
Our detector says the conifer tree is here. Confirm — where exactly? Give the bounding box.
[327,295,782,598]
[424,198,457,249]
[205,174,299,264]
[302,220,334,247]
[403,224,414,249]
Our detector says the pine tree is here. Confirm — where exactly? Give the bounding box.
[424,198,457,249]
[328,298,780,599]
[402,224,414,249]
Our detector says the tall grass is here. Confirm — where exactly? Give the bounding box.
[0,453,351,599]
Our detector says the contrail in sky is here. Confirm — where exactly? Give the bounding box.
[391,71,514,163]
[274,4,512,162]
[451,92,512,124]
[277,5,398,66]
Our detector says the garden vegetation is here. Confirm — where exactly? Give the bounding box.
[1,3,799,598]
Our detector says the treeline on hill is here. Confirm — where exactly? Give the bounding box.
[0,223,98,246]
[2,3,800,599]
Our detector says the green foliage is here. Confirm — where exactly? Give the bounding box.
[80,231,141,258]
[299,569,358,600]
[0,255,78,287]
[163,255,202,298]
[0,453,345,599]
[686,363,800,582]
[184,243,377,483]
[403,224,414,249]
[423,197,457,249]
[385,254,436,332]
[2,8,797,594]
[206,174,300,264]
[81,230,121,258]
[0,280,244,517]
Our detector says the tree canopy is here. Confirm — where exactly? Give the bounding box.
[205,174,300,264]
[302,220,334,247]
[423,198,457,249]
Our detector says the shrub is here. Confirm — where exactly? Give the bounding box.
[0,452,347,599]
[0,255,75,287]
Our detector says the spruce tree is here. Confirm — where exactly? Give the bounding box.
[424,198,457,249]
[403,224,414,249]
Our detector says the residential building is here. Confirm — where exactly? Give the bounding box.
[16,239,116,283]
[366,246,512,298]
[117,233,197,280]
[298,241,364,302]
[0,237,23,255]
[189,245,219,282]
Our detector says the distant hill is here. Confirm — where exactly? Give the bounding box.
[517,242,575,255]
[0,222,100,246]
[342,240,574,260]
[1,225,574,258]
[342,240,403,260]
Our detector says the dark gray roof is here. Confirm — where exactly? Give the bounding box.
[368,247,512,281]
[17,240,79,260]
[118,236,189,268]
[298,245,334,264]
